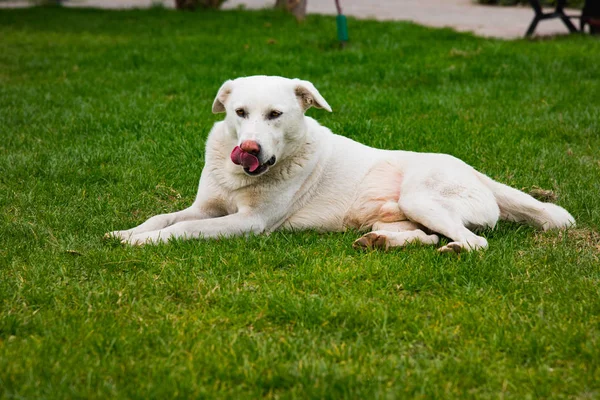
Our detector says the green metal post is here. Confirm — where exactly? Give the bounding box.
[336,14,349,43]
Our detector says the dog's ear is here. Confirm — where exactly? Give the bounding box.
[212,80,233,114]
[293,79,332,113]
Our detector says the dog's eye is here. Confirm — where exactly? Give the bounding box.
[235,108,247,118]
[268,110,282,120]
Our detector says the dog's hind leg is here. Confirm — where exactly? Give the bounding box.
[399,196,490,253]
[353,221,440,250]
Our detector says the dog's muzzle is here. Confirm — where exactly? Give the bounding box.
[230,146,276,176]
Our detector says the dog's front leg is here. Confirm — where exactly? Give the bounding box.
[123,212,267,245]
[107,205,213,241]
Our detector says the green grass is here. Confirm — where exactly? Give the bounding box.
[1,6,600,399]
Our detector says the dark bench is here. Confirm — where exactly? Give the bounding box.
[526,0,600,36]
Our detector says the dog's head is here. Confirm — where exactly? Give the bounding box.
[212,75,331,176]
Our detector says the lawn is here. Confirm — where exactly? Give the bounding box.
[1,5,599,399]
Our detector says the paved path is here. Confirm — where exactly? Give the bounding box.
[225,0,580,38]
[0,0,581,39]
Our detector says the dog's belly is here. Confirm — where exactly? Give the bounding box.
[281,159,407,232]
[281,172,357,232]
[343,160,407,231]
[282,202,348,232]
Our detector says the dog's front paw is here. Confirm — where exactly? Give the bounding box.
[123,236,147,246]
[123,232,166,246]
[104,230,152,246]
[104,230,134,241]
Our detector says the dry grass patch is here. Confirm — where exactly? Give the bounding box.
[535,228,600,253]
[527,186,558,203]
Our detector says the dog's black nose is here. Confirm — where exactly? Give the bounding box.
[240,140,261,156]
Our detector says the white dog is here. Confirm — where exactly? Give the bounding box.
[108,75,575,252]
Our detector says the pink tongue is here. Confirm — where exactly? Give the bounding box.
[230,146,260,172]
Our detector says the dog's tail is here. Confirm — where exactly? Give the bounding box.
[475,172,575,230]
